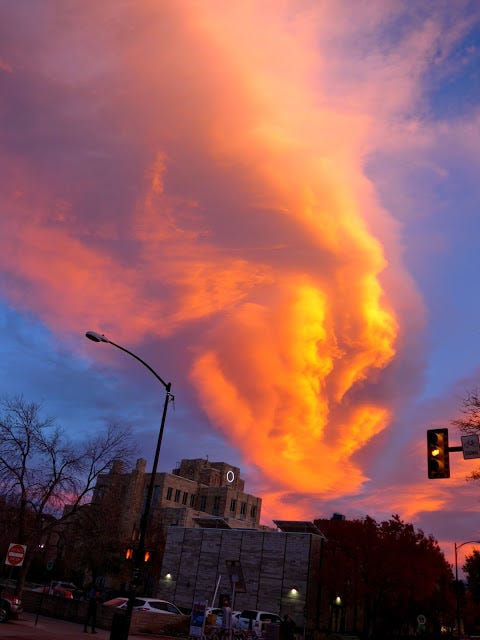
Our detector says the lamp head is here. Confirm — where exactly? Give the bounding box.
[85,331,109,343]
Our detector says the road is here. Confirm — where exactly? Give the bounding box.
[1,611,157,639]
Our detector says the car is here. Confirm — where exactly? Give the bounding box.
[51,581,78,598]
[205,607,223,626]
[103,596,129,608]
[103,596,183,614]
[235,610,282,636]
[32,581,78,599]
[0,591,23,623]
[205,607,240,627]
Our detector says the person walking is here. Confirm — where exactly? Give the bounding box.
[83,584,99,634]
[280,614,296,640]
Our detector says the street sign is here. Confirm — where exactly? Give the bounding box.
[189,600,207,638]
[5,543,26,567]
[417,614,426,632]
[226,560,246,593]
[461,434,480,459]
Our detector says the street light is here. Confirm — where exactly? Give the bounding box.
[454,539,480,638]
[85,330,173,635]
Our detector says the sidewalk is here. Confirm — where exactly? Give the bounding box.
[1,611,152,639]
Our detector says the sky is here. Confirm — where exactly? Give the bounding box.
[1,0,480,572]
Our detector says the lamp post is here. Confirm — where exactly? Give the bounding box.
[454,540,480,638]
[85,330,173,637]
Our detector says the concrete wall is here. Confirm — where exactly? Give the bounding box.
[157,527,323,631]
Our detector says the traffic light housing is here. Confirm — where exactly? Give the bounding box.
[427,428,450,479]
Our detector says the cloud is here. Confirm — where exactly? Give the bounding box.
[0,1,479,524]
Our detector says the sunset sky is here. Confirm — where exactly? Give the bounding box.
[2,1,480,571]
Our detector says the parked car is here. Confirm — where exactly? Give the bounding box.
[235,610,282,636]
[0,591,23,623]
[103,596,183,614]
[32,581,78,599]
[205,607,240,627]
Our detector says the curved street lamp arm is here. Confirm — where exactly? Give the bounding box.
[106,339,170,391]
[456,540,480,552]
[86,331,170,390]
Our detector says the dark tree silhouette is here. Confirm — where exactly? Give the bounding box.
[315,514,455,639]
[452,389,480,480]
[0,394,136,594]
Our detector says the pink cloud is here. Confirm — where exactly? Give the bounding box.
[0,1,478,522]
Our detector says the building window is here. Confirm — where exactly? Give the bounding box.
[174,489,181,503]
[166,487,173,500]
[213,496,221,511]
[230,499,237,514]
[199,496,207,511]
[240,502,246,516]
[182,491,188,505]
[250,505,257,518]
[190,494,196,508]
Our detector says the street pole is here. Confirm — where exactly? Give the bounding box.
[454,540,480,638]
[85,331,173,639]
[455,542,460,639]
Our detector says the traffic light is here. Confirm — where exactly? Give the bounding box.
[427,428,450,479]
[125,547,133,560]
[143,550,151,563]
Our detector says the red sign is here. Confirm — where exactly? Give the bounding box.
[5,543,26,567]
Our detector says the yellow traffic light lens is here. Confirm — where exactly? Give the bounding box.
[432,448,440,457]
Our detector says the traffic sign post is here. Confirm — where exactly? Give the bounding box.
[461,434,480,459]
[5,543,26,567]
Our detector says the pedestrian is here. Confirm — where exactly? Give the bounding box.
[83,584,99,634]
[280,614,296,640]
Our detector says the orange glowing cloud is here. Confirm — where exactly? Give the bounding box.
[0,1,439,515]
[190,283,395,499]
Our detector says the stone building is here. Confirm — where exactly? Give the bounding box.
[91,457,263,545]
[157,521,326,633]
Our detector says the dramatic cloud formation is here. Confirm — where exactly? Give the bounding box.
[1,1,480,560]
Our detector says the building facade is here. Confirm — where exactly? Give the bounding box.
[157,523,325,632]
[91,457,263,545]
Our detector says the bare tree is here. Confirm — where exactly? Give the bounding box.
[452,389,480,480]
[0,394,136,594]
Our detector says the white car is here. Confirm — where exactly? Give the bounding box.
[236,610,282,636]
[103,596,183,614]
[205,607,240,627]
